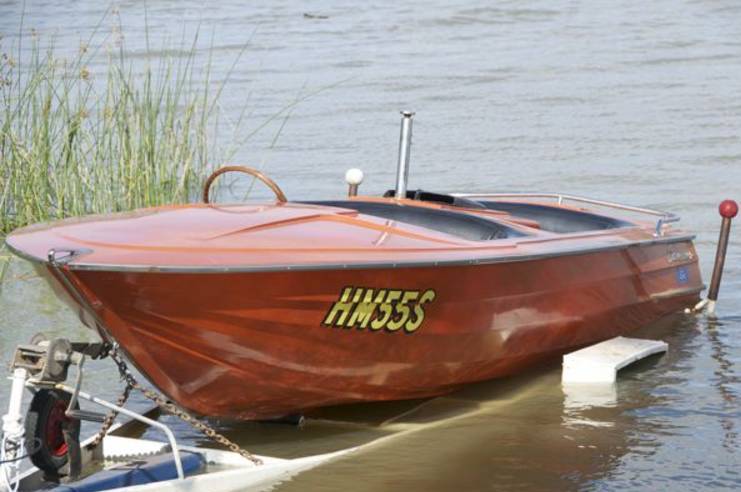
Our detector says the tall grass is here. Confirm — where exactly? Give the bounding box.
[0,242,10,292]
[0,18,242,234]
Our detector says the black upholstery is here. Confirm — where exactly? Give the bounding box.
[304,200,526,241]
[479,201,632,233]
[382,189,487,209]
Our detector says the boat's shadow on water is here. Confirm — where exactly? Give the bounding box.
[137,312,720,491]
[169,368,547,459]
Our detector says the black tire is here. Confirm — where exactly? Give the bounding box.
[25,389,80,475]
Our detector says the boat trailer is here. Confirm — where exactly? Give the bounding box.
[0,335,357,492]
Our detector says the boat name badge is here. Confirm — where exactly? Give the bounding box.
[323,287,436,333]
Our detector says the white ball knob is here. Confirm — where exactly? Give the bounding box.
[345,168,364,186]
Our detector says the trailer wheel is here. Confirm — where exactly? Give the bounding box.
[25,389,80,475]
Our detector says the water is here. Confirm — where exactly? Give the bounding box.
[1,0,740,490]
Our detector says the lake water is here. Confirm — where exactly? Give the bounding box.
[1,1,740,490]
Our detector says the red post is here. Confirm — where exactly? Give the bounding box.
[707,199,738,304]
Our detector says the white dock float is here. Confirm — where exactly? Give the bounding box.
[562,336,668,384]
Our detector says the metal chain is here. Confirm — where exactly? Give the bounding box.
[90,384,131,448]
[96,345,262,465]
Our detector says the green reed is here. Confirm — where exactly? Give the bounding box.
[0,19,243,234]
[0,242,10,289]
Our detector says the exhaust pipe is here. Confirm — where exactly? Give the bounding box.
[395,111,414,199]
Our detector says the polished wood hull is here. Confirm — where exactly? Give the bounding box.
[62,240,700,419]
[7,198,703,419]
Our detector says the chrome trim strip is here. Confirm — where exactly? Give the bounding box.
[6,233,696,274]
[2,243,44,265]
[649,286,704,301]
[44,248,114,343]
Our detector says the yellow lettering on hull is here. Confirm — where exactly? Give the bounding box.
[322,287,437,334]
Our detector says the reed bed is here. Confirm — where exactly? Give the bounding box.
[0,19,242,235]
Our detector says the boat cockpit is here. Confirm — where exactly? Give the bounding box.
[307,189,633,242]
[477,201,633,233]
[306,198,527,241]
[382,189,634,233]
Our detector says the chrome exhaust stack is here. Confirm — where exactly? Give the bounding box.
[395,111,414,199]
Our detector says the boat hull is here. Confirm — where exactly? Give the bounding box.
[59,239,700,419]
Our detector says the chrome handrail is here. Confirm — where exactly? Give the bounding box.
[54,384,185,480]
[451,192,679,237]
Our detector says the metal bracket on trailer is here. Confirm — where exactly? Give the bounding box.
[1,337,186,492]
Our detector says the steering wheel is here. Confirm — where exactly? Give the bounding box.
[202,166,287,204]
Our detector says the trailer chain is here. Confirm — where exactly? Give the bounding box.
[89,383,132,449]
[92,345,262,465]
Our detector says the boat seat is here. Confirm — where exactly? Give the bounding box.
[305,200,527,241]
[479,201,633,233]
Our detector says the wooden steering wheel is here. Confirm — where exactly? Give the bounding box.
[202,166,287,204]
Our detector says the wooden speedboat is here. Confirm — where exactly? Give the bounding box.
[6,115,703,420]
